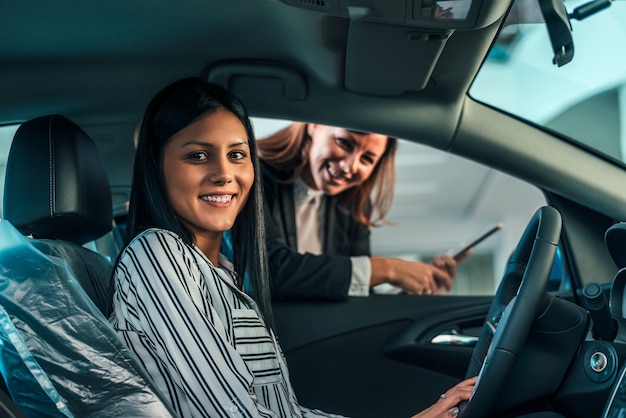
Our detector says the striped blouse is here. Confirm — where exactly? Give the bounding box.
[110,228,344,418]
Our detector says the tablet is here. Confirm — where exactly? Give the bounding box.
[447,223,504,260]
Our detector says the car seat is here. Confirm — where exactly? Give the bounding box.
[0,115,177,417]
[3,114,114,316]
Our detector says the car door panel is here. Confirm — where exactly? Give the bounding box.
[272,295,492,418]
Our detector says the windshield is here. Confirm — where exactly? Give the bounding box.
[471,0,626,163]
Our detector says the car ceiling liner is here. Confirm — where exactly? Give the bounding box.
[268,0,511,96]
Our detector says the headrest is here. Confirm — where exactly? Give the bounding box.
[3,115,112,245]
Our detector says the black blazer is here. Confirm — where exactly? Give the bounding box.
[262,163,371,300]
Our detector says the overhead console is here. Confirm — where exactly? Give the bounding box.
[269,0,511,30]
[269,0,511,95]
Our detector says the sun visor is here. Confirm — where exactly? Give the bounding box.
[269,0,512,96]
[345,20,450,95]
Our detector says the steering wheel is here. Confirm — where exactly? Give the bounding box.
[459,206,562,418]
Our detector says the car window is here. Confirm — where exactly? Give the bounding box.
[471,0,626,165]
[0,118,565,296]
[252,117,556,296]
[0,125,19,219]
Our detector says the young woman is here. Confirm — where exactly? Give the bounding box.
[257,123,468,300]
[109,77,475,418]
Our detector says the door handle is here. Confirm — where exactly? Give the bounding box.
[431,330,478,346]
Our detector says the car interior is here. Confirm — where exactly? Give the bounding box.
[2,0,626,417]
[0,114,177,417]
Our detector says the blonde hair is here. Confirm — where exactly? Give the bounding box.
[257,122,397,227]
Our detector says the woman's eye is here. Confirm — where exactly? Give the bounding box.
[335,137,352,149]
[229,150,247,160]
[362,156,374,165]
[187,151,207,161]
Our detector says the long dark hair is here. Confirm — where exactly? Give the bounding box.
[124,77,273,327]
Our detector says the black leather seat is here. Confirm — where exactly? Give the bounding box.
[0,114,177,417]
[3,114,114,316]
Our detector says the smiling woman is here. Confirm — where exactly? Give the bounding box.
[108,76,477,418]
[251,118,548,298]
[257,121,469,301]
[109,77,281,417]
[162,110,254,259]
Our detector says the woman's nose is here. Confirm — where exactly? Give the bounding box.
[209,158,233,184]
[341,154,359,175]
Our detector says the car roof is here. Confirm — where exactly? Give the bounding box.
[1,1,500,137]
[3,0,626,225]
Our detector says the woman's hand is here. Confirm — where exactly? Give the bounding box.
[410,377,477,418]
[430,249,472,292]
[370,251,469,295]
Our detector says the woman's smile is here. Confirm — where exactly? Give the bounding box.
[325,162,352,185]
[200,193,235,206]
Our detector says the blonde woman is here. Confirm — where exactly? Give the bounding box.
[257,123,467,300]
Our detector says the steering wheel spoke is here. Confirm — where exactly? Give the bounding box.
[487,300,511,334]
[459,207,561,418]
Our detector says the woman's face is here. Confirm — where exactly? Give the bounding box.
[162,110,254,242]
[304,124,388,196]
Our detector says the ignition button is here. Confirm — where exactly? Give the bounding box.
[590,351,608,373]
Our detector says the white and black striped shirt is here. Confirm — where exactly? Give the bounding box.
[110,228,344,418]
